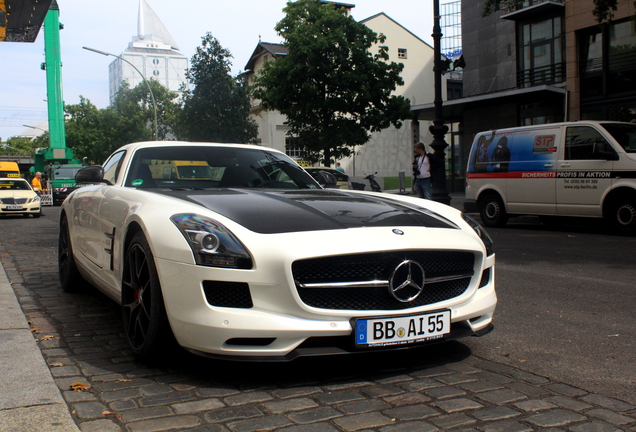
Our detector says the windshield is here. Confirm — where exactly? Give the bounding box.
[126,146,321,190]
[0,179,31,190]
[601,123,636,153]
[53,167,83,180]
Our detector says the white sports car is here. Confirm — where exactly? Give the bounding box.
[59,142,497,362]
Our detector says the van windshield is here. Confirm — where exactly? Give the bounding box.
[601,123,636,153]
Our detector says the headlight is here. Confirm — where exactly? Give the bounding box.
[171,213,253,269]
[28,196,40,203]
[462,213,494,257]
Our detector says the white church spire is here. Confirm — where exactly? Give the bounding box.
[136,0,179,50]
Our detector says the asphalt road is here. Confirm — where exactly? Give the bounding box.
[464,215,636,405]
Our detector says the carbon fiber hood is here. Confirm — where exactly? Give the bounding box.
[155,188,457,234]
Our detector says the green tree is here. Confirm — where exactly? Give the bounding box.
[117,79,180,141]
[65,97,121,164]
[252,0,412,166]
[65,81,179,164]
[176,33,258,143]
[0,136,43,156]
[482,0,635,22]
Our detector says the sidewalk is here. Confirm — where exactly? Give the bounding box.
[0,257,79,431]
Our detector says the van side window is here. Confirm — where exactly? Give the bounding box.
[565,126,608,160]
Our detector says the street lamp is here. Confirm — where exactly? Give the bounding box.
[83,46,158,140]
[23,124,48,133]
[430,0,451,205]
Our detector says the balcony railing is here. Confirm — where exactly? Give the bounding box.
[501,0,564,20]
[503,0,564,12]
[517,62,566,88]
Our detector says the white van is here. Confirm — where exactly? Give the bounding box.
[464,121,636,234]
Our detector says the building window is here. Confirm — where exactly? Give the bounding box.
[517,15,564,87]
[580,17,636,107]
[153,70,160,76]
[285,147,303,160]
[398,48,407,59]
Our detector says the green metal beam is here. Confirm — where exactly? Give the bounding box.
[42,0,67,153]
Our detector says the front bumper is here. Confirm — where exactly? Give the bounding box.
[0,203,41,215]
[155,253,497,360]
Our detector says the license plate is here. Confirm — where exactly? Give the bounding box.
[354,310,451,347]
[6,205,23,210]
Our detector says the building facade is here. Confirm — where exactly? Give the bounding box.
[413,0,636,191]
[108,0,188,104]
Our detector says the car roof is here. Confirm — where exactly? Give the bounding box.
[118,141,287,156]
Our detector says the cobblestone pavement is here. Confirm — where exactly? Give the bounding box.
[1,207,635,432]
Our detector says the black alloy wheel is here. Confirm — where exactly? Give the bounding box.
[122,231,175,362]
[58,215,86,292]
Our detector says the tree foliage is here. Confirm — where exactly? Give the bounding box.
[176,33,258,143]
[482,0,635,22]
[252,0,412,165]
[0,135,46,156]
[65,81,179,164]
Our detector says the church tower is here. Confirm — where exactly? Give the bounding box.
[108,0,188,103]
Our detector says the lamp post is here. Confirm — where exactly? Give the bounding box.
[430,0,451,205]
[23,124,48,133]
[83,46,158,140]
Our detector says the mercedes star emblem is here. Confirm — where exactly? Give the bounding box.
[389,260,426,302]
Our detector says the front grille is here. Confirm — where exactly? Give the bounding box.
[202,281,253,308]
[293,251,475,310]
[1,197,27,204]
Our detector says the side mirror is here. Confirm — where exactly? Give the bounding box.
[593,141,619,161]
[75,165,111,185]
[316,171,338,188]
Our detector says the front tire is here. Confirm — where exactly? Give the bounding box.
[478,193,509,227]
[58,215,87,292]
[122,232,176,362]
[607,196,636,235]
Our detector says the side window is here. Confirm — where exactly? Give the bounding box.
[102,151,126,184]
[565,126,608,160]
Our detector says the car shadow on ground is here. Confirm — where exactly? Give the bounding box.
[175,340,473,388]
[499,215,617,236]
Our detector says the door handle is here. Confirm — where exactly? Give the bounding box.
[544,163,554,167]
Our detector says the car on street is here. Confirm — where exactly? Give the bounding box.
[59,141,497,362]
[304,166,352,189]
[0,177,42,218]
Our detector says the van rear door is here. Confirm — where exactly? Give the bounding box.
[556,125,615,217]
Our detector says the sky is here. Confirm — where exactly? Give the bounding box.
[0,0,439,140]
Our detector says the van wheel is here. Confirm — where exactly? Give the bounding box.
[478,193,508,227]
[607,197,636,235]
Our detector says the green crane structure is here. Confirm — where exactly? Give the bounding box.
[33,0,83,205]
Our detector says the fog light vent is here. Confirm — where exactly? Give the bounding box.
[203,281,253,308]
